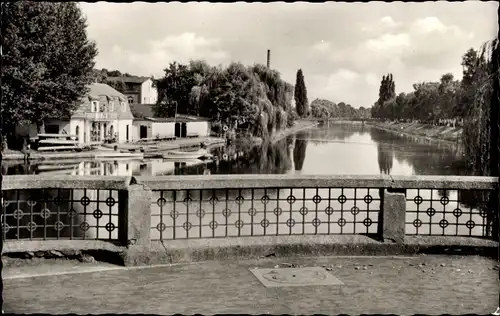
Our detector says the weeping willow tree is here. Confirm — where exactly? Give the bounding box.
[155,60,296,140]
[462,39,499,175]
[461,39,499,239]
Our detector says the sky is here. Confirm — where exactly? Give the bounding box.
[79,2,498,108]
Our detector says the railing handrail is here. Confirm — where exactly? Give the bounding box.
[2,175,132,190]
[1,174,497,191]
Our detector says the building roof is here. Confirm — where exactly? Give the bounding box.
[175,114,209,121]
[144,114,210,123]
[130,103,155,119]
[107,76,151,84]
[86,83,127,101]
[129,103,210,122]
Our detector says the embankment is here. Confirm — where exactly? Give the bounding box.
[251,120,319,146]
[367,121,463,144]
[1,121,318,161]
[271,120,319,143]
[1,136,226,161]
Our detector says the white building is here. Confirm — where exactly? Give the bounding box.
[16,83,135,144]
[106,76,158,105]
[129,104,211,140]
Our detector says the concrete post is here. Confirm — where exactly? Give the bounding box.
[119,184,153,265]
[124,184,152,246]
[381,189,406,244]
[129,184,152,247]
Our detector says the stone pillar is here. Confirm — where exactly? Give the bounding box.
[381,189,406,244]
[119,184,152,265]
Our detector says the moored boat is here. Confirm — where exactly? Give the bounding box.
[163,149,211,160]
[94,152,144,159]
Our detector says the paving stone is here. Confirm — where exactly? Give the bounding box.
[2,255,497,315]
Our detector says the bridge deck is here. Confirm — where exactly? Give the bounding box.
[3,254,497,314]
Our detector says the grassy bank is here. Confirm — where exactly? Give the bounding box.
[367,121,463,144]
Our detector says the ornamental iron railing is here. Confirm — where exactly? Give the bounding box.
[2,188,120,241]
[405,188,491,237]
[150,187,381,240]
[1,175,498,244]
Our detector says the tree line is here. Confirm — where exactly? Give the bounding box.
[370,40,499,177]
[310,99,372,120]
[152,61,311,140]
[371,46,494,127]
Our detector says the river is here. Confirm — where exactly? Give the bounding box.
[2,123,470,177]
[3,123,489,240]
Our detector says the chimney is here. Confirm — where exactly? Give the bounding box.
[267,49,271,68]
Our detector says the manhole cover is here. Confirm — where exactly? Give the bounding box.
[250,267,344,288]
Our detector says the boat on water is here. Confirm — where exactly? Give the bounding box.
[94,152,144,159]
[37,164,79,171]
[163,149,212,160]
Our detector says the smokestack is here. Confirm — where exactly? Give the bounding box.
[267,49,271,68]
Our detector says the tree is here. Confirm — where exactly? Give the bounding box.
[1,2,98,135]
[438,73,459,120]
[462,41,497,175]
[153,59,294,139]
[294,69,309,117]
[309,99,368,119]
[371,73,396,118]
[105,78,126,91]
[154,62,195,117]
[107,70,122,77]
[91,69,108,83]
[455,49,480,118]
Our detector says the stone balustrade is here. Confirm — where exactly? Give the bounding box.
[2,174,498,264]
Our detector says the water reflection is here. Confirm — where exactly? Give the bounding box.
[2,123,472,177]
[377,143,394,175]
[293,132,308,172]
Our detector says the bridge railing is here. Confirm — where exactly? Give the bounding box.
[1,175,497,253]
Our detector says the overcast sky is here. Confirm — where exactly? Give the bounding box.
[79,2,498,108]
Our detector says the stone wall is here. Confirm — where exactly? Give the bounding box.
[2,174,498,265]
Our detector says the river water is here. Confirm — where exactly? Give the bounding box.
[2,122,469,177]
[3,123,490,240]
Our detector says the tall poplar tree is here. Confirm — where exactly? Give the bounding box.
[294,69,309,117]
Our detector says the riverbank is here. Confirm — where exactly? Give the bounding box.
[1,136,226,161]
[367,121,463,144]
[1,120,318,162]
[250,120,319,146]
[271,120,319,143]
[101,136,225,152]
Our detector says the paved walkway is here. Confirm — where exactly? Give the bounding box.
[3,255,498,314]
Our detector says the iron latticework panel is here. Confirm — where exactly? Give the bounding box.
[405,188,492,237]
[150,187,381,240]
[1,188,121,241]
